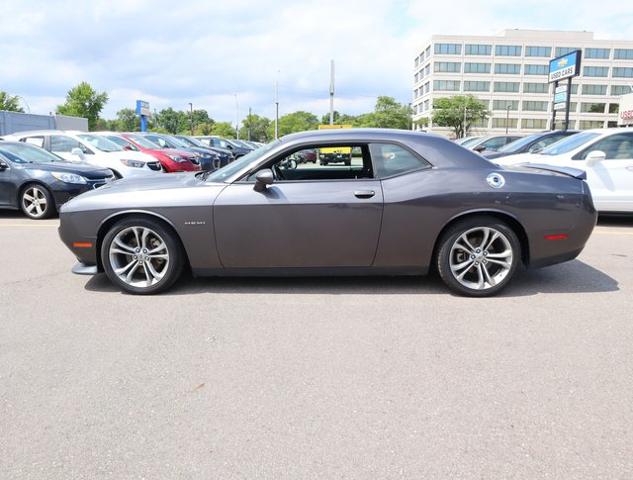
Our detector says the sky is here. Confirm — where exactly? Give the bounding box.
[1,0,632,125]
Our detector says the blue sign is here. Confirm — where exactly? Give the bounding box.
[548,50,581,83]
[135,100,150,116]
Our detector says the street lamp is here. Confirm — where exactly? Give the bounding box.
[505,105,511,134]
[188,102,193,135]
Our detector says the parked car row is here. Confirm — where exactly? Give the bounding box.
[455,128,633,213]
[0,129,259,219]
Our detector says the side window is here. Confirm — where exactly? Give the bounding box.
[369,143,430,178]
[22,136,44,148]
[577,134,633,160]
[50,135,85,153]
[250,145,372,181]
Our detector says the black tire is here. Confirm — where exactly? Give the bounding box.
[20,184,55,219]
[436,216,521,297]
[101,216,184,295]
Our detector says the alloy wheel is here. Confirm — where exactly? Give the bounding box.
[108,226,170,288]
[22,186,48,218]
[448,226,513,291]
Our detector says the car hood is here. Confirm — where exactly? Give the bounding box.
[161,148,196,159]
[23,161,112,179]
[187,146,218,157]
[88,171,211,194]
[104,150,156,162]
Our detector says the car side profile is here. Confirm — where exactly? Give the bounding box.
[0,141,113,219]
[58,129,596,297]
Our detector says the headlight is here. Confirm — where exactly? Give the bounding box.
[120,159,145,168]
[167,154,186,163]
[51,172,88,184]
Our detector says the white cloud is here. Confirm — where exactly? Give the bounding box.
[1,0,632,124]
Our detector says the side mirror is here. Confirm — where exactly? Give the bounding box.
[528,144,543,154]
[473,145,486,153]
[123,145,133,151]
[585,150,606,165]
[254,169,274,192]
[0,160,8,171]
[71,147,85,159]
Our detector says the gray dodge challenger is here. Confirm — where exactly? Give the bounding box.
[58,129,597,297]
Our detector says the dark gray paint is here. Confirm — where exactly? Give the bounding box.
[58,129,597,277]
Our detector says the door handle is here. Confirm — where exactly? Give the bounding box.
[354,190,375,199]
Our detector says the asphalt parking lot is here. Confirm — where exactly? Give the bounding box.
[1,211,632,479]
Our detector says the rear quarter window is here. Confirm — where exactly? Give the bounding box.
[369,143,431,178]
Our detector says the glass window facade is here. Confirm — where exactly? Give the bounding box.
[580,102,606,113]
[492,118,518,128]
[582,84,607,95]
[522,101,548,112]
[555,47,580,57]
[492,100,519,111]
[493,82,520,92]
[608,104,619,114]
[579,120,604,129]
[524,64,548,75]
[613,67,633,78]
[583,66,609,77]
[465,44,492,55]
[434,62,461,73]
[495,45,522,56]
[494,63,521,74]
[434,43,461,55]
[433,80,460,91]
[464,62,490,73]
[584,48,610,59]
[463,81,490,92]
[523,82,549,93]
[614,49,633,60]
[522,119,548,129]
[611,85,633,96]
[525,46,551,57]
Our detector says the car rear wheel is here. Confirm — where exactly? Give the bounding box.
[102,217,184,294]
[21,184,55,219]
[436,217,520,297]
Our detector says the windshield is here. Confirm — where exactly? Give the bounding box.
[106,135,139,151]
[163,136,190,149]
[498,134,542,153]
[203,141,279,183]
[461,137,482,147]
[77,134,123,152]
[0,143,63,163]
[177,136,203,147]
[126,134,160,149]
[540,132,600,156]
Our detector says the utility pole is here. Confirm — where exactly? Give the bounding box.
[505,105,510,134]
[274,74,279,140]
[234,94,239,139]
[188,102,193,135]
[248,106,252,141]
[329,59,335,125]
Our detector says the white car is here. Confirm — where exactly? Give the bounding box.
[4,130,163,178]
[496,128,633,213]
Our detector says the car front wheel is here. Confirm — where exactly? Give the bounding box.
[436,217,520,297]
[102,217,184,294]
[21,184,55,219]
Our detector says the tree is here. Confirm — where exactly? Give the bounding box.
[0,91,24,112]
[211,121,236,139]
[115,108,139,132]
[153,108,188,134]
[272,111,319,138]
[239,113,272,142]
[432,95,489,138]
[56,82,108,130]
[354,96,411,129]
[193,122,215,136]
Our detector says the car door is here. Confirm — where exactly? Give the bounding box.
[0,155,17,207]
[213,143,384,268]
[572,133,633,211]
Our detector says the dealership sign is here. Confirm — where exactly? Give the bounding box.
[548,50,581,83]
[135,100,151,117]
[553,85,567,110]
[618,93,633,126]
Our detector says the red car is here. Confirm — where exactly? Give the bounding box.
[100,133,200,173]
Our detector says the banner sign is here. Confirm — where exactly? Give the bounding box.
[135,100,151,117]
[548,50,581,83]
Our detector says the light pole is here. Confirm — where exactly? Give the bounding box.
[234,94,239,139]
[274,74,279,140]
[188,102,193,135]
[505,105,511,134]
